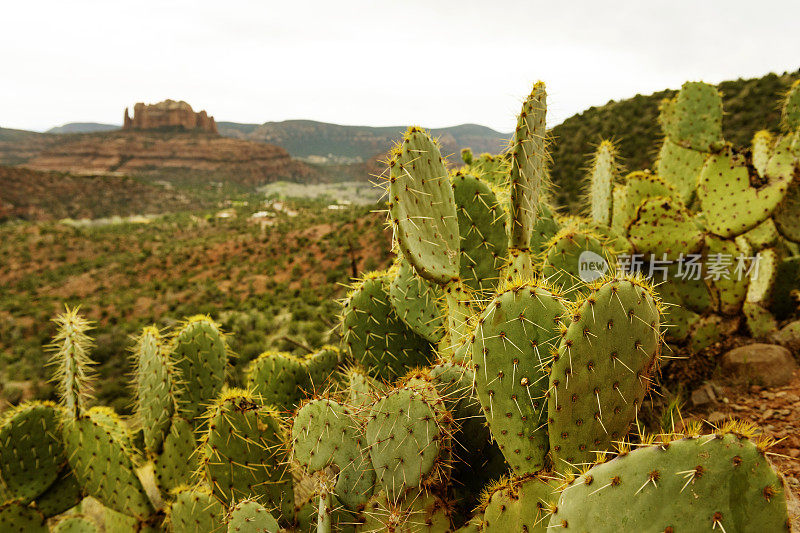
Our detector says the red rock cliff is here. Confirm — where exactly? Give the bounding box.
[123,100,217,133]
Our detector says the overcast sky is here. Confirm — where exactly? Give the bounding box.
[2,0,799,133]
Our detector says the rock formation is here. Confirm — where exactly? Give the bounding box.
[123,100,217,133]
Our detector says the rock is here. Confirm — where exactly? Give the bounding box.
[771,320,800,354]
[721,343,797,387]
[123,99,218,133]
[691,382,717,406]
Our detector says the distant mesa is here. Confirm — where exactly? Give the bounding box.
[123,99,217,134]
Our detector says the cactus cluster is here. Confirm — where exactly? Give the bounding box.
[0,78,795,532]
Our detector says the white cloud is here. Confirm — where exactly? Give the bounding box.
[1,0,798,132]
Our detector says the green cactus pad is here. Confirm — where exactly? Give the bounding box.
[752,130,776,178]
[0,502,47,533]
[388,127,460,284]
[452,172,509,294]
[627,196,704,260]
[529,202,561,254]
[247,351,309,410]
[588,141,619,227]
[153,416,196,494]
[305,346,341,391]
[62,407,153,518]
[547,433,789,532]
[611,171,675,236]
[171,316,228,422]
[774,168,800,243]
[471,282,566,474]
[291,398,375,508]
[342,366,384,409]
[294,490,355,533]
[201,391,293,518]
[226,499,279,533]
[782,79,800,132]
[167,485,226,533]
[688,314,727,352]
[356,489,452,533]
[341,272,433,380]
[33,466,83,518]
[746,247,779,305]
[659,81,724,152]
[0,401,65,502]
[703,235,748,315]
[549,276,661,471]
[481,474,558,533]
[509,82,548,251]
[51,515,98,533]
[698,144,793,238]
[541,229,612,300]
[389,258,446,343]
[744,218,780,250]
[365,386,450,498]
[743,302,778,339]
[133,326,176,454]
[655,137,707,204]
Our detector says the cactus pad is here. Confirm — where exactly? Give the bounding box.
[200,391,293,517]
[33,467,83,518]
[153,416,196,493]
[226,499,279,533]
[389,258,446,343]
[291,398,375,508]
[171,316,228,422]
[471,282,566,474]
[365,386,450,498]
[542,229,611,299]
[342,272,433,380]
[167,485,225,533]
[481,474,558,533]
[698,144,793,238]
[62,407,153,518]
[655,138,707,204]
[0,502,47,533]
[659,81,723,152]
[588,140,619,227]
[782,79,800,132]
[0,401,65,502]
[51,515,98,533]
[133,326,176,454]
[247,351,310,410]
[356,489,452,533]
[627,196,703,260]
[548,432,789,532]
[548,276,661,471]
[774,170,800,243]
[388,127,460,284]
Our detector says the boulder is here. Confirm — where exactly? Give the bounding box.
[721,343,797,387]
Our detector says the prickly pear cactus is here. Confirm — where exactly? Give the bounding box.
[294,490,355,533]
[365,385,451,499]
[655,137,707,205]
[548,276,661,471]
[698,144,793,238]
[152,416,196,493]
[388,127,460,285]
[610,171,676,235]
[588,141,619,227]
[200,391,293,519]
[247,351,310,409]
[389,258,446,343]
[166,485,226,533]
[548,430,789,532]
[452,172,508,294]
[305,345,341,390]
[659,81,724,152]
[226,499,279,533]
[0,501,47,533]
[541,228,612,299]
[752,130,776,178]
[51,515,98,533]
[509,82,548,258]
[62,407,154,518]
[33,467,83,518]
[342,271,433,380]
[356,489,452,533]
[481,474,558,533]
[627,196,704,260]
[171,316,228,422]
[782,79,800,132]
[471,281,566,474]
[291,398,375,508]
[133,326,176,454]
[0,401,65,502]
